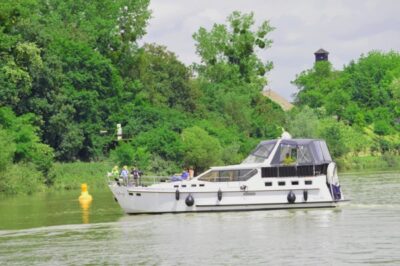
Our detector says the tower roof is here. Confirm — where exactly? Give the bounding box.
[314,48,329,55]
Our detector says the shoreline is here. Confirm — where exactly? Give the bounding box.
[1,155,399,195]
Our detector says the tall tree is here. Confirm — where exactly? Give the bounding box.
[134,43,199,112]
[193,11,274,87]
[0,0,151,161]
[192,11,284,139]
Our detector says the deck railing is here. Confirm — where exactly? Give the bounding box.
[107,173,170,186]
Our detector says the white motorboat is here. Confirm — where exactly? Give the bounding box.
[108,135,345,214]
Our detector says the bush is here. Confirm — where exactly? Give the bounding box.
[110,142,151,170]
[374,120,391,135]
[0,163,45,195]
[318,119,350,158]
[382,153,399,168]
[0,107,54,175]
[110,142,136,167]
[148,154,180,176]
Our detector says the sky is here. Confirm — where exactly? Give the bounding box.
[140,0,400,101]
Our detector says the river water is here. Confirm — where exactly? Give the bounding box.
[0,170,399,265]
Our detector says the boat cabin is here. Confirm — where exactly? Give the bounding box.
[198,139,334,182]
[261,139,333,178]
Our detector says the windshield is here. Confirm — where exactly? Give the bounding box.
[242,141,277,164]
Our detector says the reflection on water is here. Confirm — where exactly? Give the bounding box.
[0,170,400,265]
[79,199,91,224]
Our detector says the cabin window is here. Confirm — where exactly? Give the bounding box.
[129,192,134,196]
[278,181,285,186]
[297,145,313,164]
[173,185,179,188]
[199,184,205,187]
[136,193,141,196]
[198,169,257,182]
[279,144,297,165]
[191,184,197,187]
[242,141,277,163]
[265,182,272,187]
[272,143,314,166]
[291,181,299,185]
[318,141,332,162]
[305,180,312,185]
[181,184,187,188]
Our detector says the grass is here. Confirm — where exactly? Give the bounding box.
[337,155,400,171]
[49,161,114,191]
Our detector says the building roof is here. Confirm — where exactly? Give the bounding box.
[262,89,294,111]
[314,48,329,55]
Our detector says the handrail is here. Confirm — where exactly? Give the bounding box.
[107,173,170,186]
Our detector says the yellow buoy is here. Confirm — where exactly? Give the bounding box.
[79,183,92,224]
[79,183,93,202]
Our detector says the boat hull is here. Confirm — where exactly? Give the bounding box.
[109,181,340,214]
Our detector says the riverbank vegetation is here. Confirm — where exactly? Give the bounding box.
[287,52,400,169]
[0,0,399,194]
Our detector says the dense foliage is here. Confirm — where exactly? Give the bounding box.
[0,107,53,194]
[0,0,284,193]
[1,1,399,194]
[291,52,400,158]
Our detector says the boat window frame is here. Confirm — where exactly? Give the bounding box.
[198,169,258,182]
[242,140,277,163]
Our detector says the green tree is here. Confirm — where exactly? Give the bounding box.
[192,11,284,141]
[111,142,151,170]
[111,142,135,167]
[293,51,400,158]
[293,61,339,108]
[181,126,222,172]
[134,44,199,112]
[0,129,15,172]
[0,107,54,173]
[324,89,350,120]
[0,0,151,162]
[193,11,274,87]
[286,106,320,138]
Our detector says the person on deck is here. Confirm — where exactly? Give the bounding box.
[181,169,189,180]
[111,165,119,181]
[188,166,194,180]
[131,167,143,186]
[283,153,295,165]
[120,166,129,185]
[171,169,189,182]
